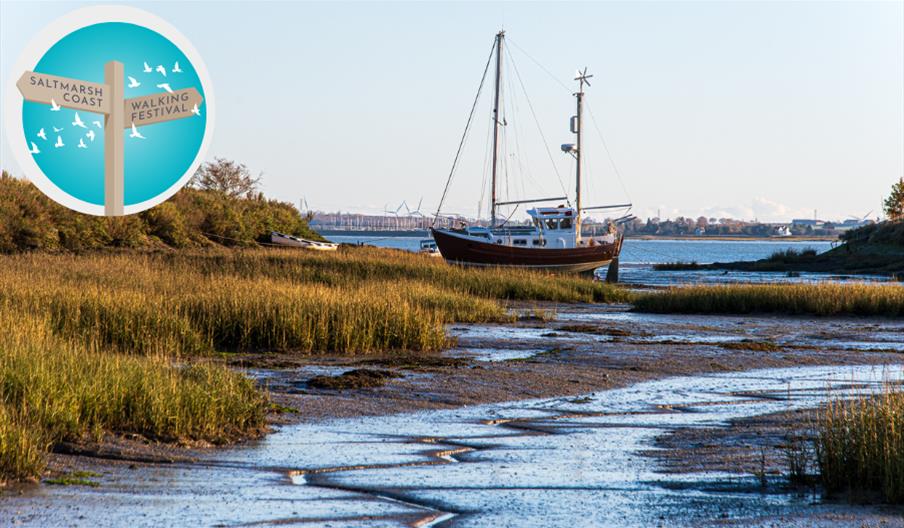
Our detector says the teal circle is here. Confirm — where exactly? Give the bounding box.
[22,22,206,207]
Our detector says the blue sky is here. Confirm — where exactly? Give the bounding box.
[2,1,902,222]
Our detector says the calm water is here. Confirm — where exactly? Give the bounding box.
[325,235,834,264]
[324,235,866,285]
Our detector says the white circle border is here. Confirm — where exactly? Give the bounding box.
[3,5,215,216]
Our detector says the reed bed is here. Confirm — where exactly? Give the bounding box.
[0,308,267,482]
[816,385,904,503]
[0,248,626,356]
[633,283,904,317]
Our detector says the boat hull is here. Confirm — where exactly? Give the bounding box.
[431,228,621,273]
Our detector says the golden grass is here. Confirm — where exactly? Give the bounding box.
[817,384,904,503]
[633,283,904,317]
[0,248,629,356]
[0,247,628,482]
[0,308,267,483]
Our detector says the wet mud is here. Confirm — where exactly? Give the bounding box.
[3,304,903,527]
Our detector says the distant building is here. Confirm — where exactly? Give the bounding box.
[694,227,706,236]
[792,218,824,229]
[773,225,792,237]
[835,218,874,231]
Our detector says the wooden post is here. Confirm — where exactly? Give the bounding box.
[104,60,124,216]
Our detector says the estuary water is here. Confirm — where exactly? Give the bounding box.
[323,235,879,285]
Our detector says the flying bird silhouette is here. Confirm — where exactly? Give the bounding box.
[155,65,167,77]
[143,62,153,73]
[37,128,47,140]
[191,103,201,116]
[53,126,63,133]
[54,136,64,148]
[28,142,40,154]
[50,99,61,111]
[86,130,96,142]
[92,120,102,129]
[127,76,141,88]
[172,61,182,73]
[156,83,174,94]
[77,138,87,149]
[129,122,146,139]
[72,112,86,128]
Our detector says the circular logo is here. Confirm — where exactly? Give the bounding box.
[4,6,214,216]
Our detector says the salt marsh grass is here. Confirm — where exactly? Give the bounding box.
[634,283,904,317]
[0,248,628,356]
[0,308,266,483]
[0,247,627,481]
[817,384,904,503]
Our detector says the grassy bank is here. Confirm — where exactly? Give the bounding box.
[0,308,267,483]
[634,283,904,317]
[0,248,630,356]
[817,386,904,503]
[0,246,628,482]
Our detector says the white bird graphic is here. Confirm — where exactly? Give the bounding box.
[155,64,167,77]
[50,98,61,111]
[172,61,183,73]
[143,62,153,73]
[191,103,201,116]
[54,136,64,148]
[129,122,145,139]
[72,112,86,128]
[156,83,174,94]
[77,138,87,149]
[53,126,63,133]
[28,141,40,154]
[127,76,141,88]
[37,128,47,140]
[92,120,102,129]
[86,130,96,142]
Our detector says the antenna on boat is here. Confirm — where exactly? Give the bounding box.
[573,67,592,243]
[490,30,505,228]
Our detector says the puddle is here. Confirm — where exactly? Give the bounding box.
[7,364,902,527]
[445,348,548,362]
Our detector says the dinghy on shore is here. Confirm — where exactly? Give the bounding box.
[270,232,338,251]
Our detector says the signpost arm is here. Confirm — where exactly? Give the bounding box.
[104,61,124,216]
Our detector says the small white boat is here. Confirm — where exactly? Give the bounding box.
[419,238,442,257]
[270,231,338,251]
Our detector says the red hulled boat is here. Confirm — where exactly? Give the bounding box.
[430,31,631,274]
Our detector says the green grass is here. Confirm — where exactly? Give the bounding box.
[0,308,267,484]
[634,283,904,317]
[816,385,904,503]
[0,249,629,356]
[0,247,629,483]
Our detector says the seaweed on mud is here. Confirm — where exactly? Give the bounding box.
[307,369,403,390]
[722,341,783,353]
[349,356,470,371]
[557,324,633,337]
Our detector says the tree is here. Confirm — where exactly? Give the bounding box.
[190,158,261,199]
[884,178,904,221]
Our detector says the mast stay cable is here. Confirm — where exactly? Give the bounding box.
[506,45,570,204]
[432,39,497,227]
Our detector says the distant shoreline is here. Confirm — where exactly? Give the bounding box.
[317,229,837,243]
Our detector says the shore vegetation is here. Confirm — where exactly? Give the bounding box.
[634,283,904,317]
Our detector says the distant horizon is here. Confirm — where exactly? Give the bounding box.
[2,1,902,223]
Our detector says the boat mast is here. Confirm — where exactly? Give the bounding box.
[573,68,592,243]
[490,30,504,227]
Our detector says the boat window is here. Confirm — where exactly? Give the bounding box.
[545,218,559,230]
[513,239,527,246]
[496,239,503,244]
[532,239,546,246]
[560,218,572,230]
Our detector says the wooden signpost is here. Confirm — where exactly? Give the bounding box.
[16,61,203,216]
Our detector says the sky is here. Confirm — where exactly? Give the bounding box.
[1,1,902,223]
